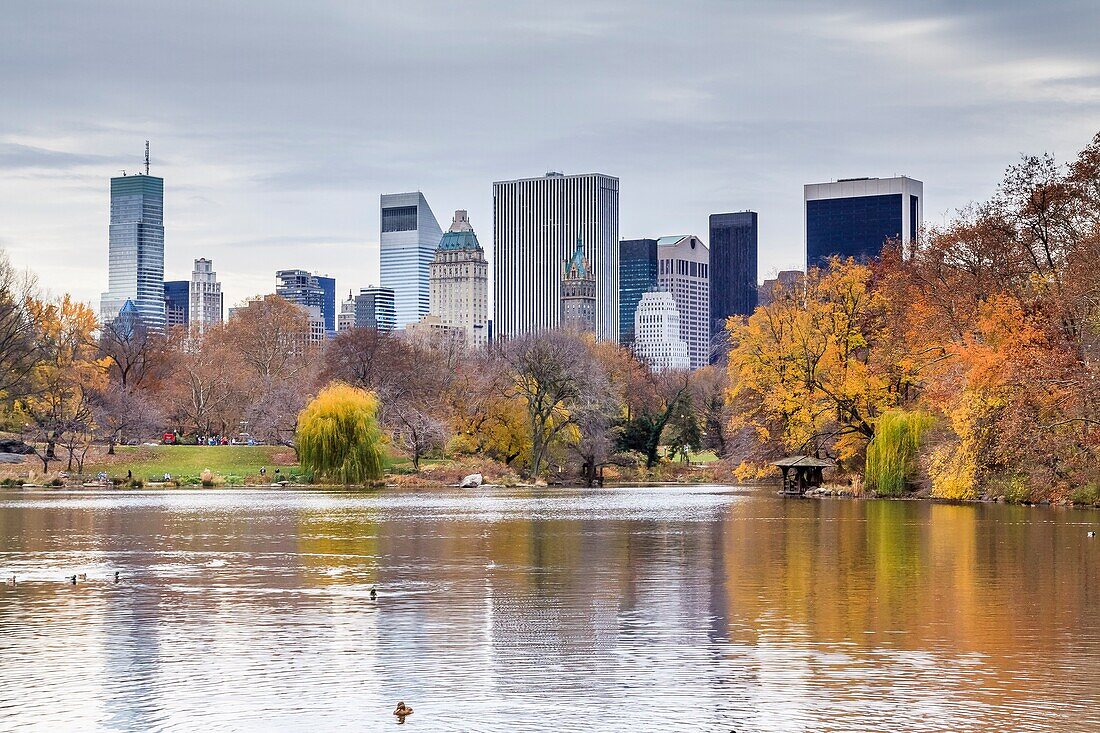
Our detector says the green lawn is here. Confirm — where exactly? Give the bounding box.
[82,444,409,483]
[83,445,296,481]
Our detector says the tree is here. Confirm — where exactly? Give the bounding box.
[503,330,599,478]
[297,383,386,485]
[16,295,105,471]
[617,369,692,468]
[726,260,901,472]
[0,250,43,404]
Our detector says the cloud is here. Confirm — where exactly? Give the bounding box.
[0,0,1098,310]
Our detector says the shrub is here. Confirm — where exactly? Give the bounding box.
[865,410,934,497]
[297,383,386,485]
[990,474,1034,503]
[1070,482,1100,506]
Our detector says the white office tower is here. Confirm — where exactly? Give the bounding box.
[657,235,710,369]
[380,192,442,329]
[493,172,619,341]
[428,210,489,347]
[189,258,222,335]
[633,291,689,371]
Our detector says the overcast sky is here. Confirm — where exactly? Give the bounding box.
[2,0,1099,309]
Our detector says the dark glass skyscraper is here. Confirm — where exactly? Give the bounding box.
[163,280,189,329]
[618,238,657,346]
[101,173,165,329]
[804,176,922,268]
[315,275,336,335]
[709,211,758,356]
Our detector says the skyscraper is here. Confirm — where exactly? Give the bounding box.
[633,290,690,372]
[163,280,189,329]
[493,172,619,341]
[315,275,336,336]
[354,286,396,332]
[101,166,165,329]
[804,176,923,268]
[618,238,658,346]
[657,235,710,370]
[189,258,223,334]
[428,210,488,347]
[275,269,335,336]
[709,211,758,359]
[380,192,442,330]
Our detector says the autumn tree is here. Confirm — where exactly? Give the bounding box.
[16,295,105,471]
[0,250,43,405]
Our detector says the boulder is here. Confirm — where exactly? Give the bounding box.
[459,473,483,488]
[0,453,25,464]
[0,439,33,455]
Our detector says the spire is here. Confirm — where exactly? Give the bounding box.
[564,231,589,277]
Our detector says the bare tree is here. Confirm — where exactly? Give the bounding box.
[504,330,600,478]
[0,250,44,402]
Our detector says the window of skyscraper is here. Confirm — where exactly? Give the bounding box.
[382,206,418,232]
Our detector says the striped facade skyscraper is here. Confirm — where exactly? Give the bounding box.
[493,172,619,341]
[380,192,442,330]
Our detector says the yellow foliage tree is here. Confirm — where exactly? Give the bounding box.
[726,260,902,471]
[297,382,386,485]
[17,295,106,472]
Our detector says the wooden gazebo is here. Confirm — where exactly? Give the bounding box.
[772,455,834,496]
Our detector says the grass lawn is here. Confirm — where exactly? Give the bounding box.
[80,444,410,483]
[83,445,297,481]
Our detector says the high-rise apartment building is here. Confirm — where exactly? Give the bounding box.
[163,280,189,329]
[428,210,488,347]
[804,176,923,268]
[493,172,619,341]
[101,170,165,329]
[354,287,397,332]
[275,269,335,336]
[380,192,442,330]
[189,258,222,335]
[633,290,690,372]
[709,211,758,358]
[657,235,710,370]
[618,238,658,347]
[560,234,597,333]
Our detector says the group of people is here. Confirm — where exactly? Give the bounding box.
[162,432,258,446]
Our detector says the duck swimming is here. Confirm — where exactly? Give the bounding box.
[393,702,413,717]
[370,586,377,600]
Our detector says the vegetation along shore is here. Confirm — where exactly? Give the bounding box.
[2,130,1099,506]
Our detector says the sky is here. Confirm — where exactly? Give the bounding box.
[2,0,1099,310]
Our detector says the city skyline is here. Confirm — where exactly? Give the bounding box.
[3,2,1097,310]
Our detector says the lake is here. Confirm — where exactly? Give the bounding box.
[1,486,1098,732]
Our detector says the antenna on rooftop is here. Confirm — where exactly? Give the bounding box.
[144,140,150,175]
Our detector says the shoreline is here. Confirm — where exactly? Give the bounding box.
[2,478,1099,512]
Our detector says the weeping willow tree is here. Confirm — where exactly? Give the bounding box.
[297,382,386,485]
[865,410,934,496]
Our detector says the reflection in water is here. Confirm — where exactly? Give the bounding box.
[1,487,1098,732]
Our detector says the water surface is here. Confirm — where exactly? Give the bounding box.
[1,486,1098,732]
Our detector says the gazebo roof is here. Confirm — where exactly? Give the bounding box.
[772,455,835,468]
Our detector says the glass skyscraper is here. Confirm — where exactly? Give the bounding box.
[618,238,657,346]
[380,192,442,330]
[804,176,923,268]
[163,280,189,329]
[709,211,758,358]
[101,174,165,329]
[276,270,337,337]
